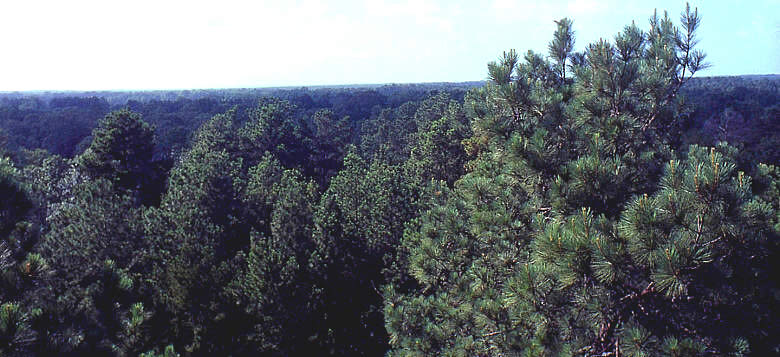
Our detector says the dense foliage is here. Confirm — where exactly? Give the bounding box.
[0,4,777,356]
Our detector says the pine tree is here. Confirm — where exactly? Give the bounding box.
[139,103,324,354]
[140,109,244,353]
[76,109,155,199]
[386,4,778,356]
[0,301,36,356]
[238,98,311,169]
[360,102,421,164]
[309,109,352,186]
[0,161,40,355]
[312,149,420,355]
[0,158,32,239]
[403,94,471,187]
[226,165,321,355]
[34,177,146,353]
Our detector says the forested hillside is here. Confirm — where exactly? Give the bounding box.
[0,4,777,356]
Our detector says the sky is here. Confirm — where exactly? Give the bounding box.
[0,0,777,91]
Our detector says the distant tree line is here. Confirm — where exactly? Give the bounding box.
[0,83,478,161]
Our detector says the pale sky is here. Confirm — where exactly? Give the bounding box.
[0,0,777,91]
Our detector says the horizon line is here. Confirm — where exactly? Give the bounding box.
[1,74,778,94]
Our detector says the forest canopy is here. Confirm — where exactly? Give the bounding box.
[0,4,777,356]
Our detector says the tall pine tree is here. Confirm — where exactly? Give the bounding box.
[385,5,778,356]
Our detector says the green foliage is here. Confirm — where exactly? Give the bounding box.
[316,151,419,267]
[386,158,533,355]
[0,158,32,239]
[388,5,778,356]
[19,150,72,207]
[310,109,352,185]
[30,176,148,353]
[18,253,48,282]
[360,102,420,164]
[76,109,155,195]
[312,149,421,354]
[360,93,465,168]
[139,110,245,352]
[40,179,141,288]
[0,302,36,355]
[549,18,575,81]
[140,344,179,357]
[238,98,310,168]
[403,97,470,187]
[227,167,320,354]
[679,77,779,165]
[113,302,152,356]
[0,4,774,356]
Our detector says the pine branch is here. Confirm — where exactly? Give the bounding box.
[595,282,656,354]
